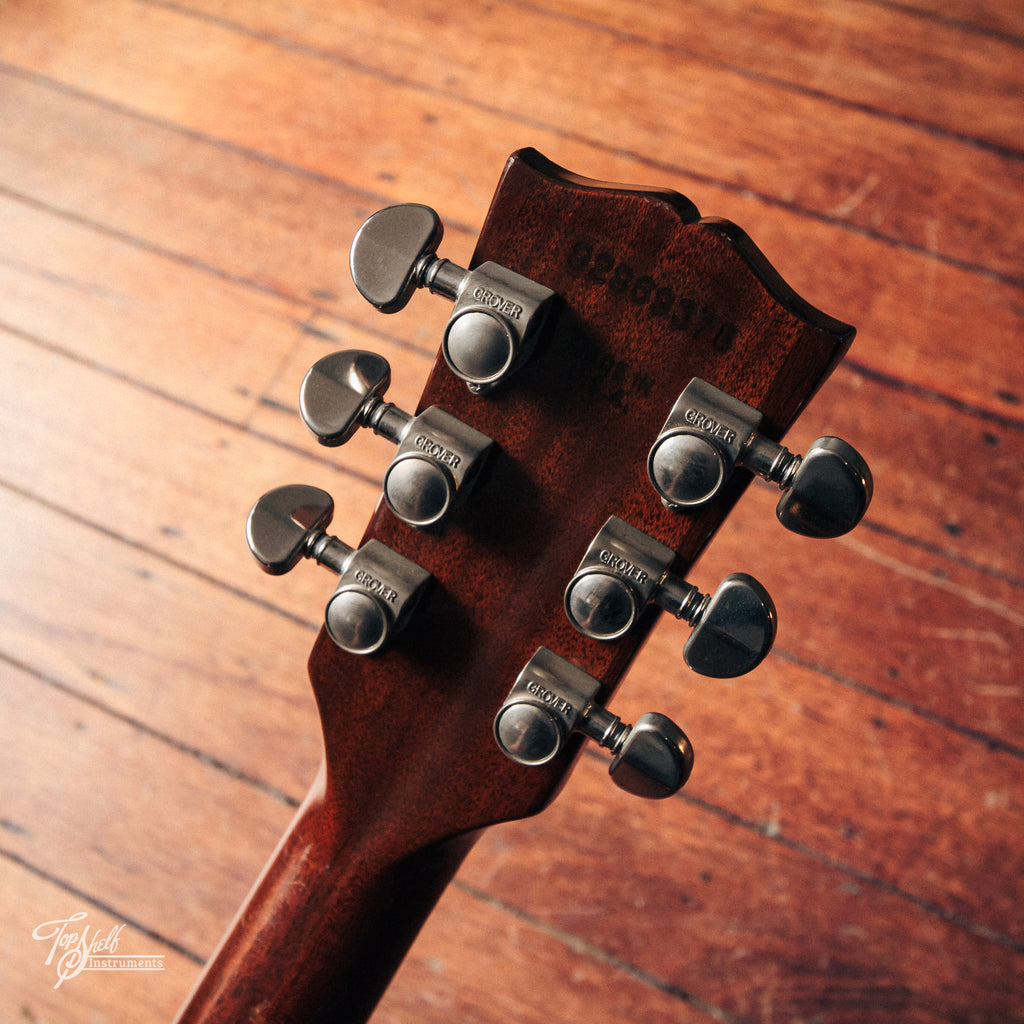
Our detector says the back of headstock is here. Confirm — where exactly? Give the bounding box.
[176,148,869,1024]
[305,148,859,825]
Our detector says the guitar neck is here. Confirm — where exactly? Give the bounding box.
[174,767,478,1023]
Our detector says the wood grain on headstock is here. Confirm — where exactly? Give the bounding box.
[175,148,853,1023]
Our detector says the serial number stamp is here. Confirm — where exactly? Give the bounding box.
[565,238,739,352]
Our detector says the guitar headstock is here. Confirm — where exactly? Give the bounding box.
[250,148,869,850]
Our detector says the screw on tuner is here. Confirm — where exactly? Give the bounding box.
[299,350,494,530]
[494,648,694,800]
[245,484,431,655]
[565,517,777,679]
[349,203,556,394]
[648,378,873,538]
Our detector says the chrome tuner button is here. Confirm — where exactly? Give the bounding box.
[648,378,872,537]
[325,588,389,655]
[444,306,517,385]
[681,573,777,679]
[383,454,454,528]
[774,436,874,539]
[245,484,431,655]
[648,378,754,509]
[350,203,556,394]
[565,517,776,677]
[494,648,694,799]
[299,350,494,529]
[609,712,694,801]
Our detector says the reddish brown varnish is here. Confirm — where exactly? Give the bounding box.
[173,149,853,1023]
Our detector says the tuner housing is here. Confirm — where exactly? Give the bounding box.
[324,539,432,655]
[648,377,872,538]
[647,378,764,508]
[245,483,432,655]
[439,261,557,394]
[350,203,557,394]
[494,648,694,799]
[300,350,495,529]
[564,516,777,678]
[564,516,677,641]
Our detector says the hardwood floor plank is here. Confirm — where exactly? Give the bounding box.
[530,0,1024,151]
[0,192,311,429]
[0,67,378,316]
[1,663,290,966]
[461,756,1024,1023]
[628,614,1024,944]
[0,481,323,796]
[0,0,1020,282]
[371,884,719,1024]
[0,324,389,617]
[881,0,1024,42]
[699,479,1024,744]
[762,369,1024,581]
[3,66,1021,429]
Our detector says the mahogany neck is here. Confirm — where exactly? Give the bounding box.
[174,765,478,1023]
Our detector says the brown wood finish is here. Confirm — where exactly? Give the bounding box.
[2,2,1022,1022]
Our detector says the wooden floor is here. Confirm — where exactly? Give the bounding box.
[2,1,1022,1021]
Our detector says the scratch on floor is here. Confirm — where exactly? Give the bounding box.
[838,534,1024,630]
[830,172,880,217]
[925,626,1010,649]
[974,685,1021,699]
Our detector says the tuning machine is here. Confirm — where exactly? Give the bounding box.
[648,378,872,538]
[350,204,556,394]
[564,517,776,678]
[246,484,431,654]
[494,648,694,800]
[299,350,494,529]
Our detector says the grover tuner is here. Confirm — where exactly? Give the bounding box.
[494,648,694,800]
[299,350,494,529]
[648,378,873,538]
[245,484,431,654]
[349,203,556,393]
[564,517,777,678]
